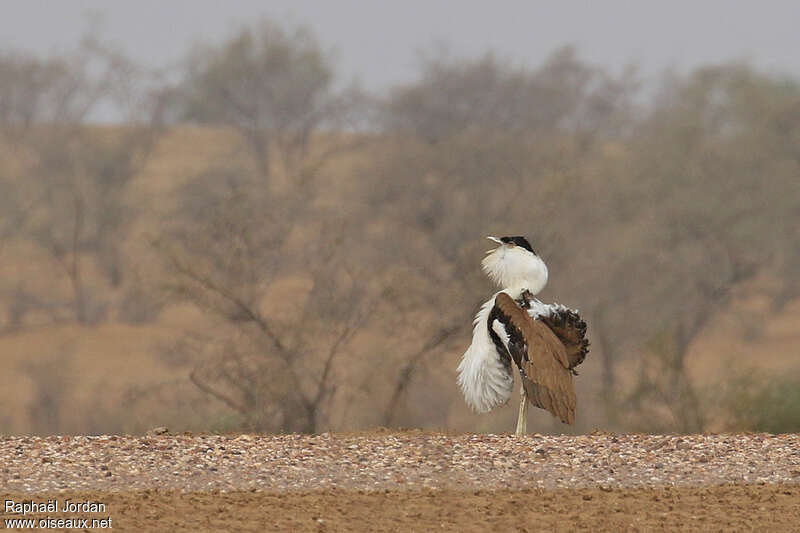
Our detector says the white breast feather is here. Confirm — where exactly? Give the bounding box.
[481,246,548,294]
[456,293,514,413]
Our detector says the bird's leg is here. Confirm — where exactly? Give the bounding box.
[515,385,528,435]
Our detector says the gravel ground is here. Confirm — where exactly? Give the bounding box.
[2,431,799,493]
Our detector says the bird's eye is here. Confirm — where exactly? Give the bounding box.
[507,242,516,247]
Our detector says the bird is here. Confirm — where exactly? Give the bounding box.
[457,236,589,434]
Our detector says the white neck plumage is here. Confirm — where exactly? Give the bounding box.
[481,243,549,295]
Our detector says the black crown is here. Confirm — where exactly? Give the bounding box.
[500,236,535,254]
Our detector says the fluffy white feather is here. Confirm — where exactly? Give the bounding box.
[457,293,514,413]
[491,318,510,347]
[481,244,548,294]
[525,298,571,319]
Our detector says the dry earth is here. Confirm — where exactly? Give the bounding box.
[2,431,800,532]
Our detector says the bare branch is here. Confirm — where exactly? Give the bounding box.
[166,253,291,358]
[189,369,247,414]
[384,323,462,425]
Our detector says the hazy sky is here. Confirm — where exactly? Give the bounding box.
[2,0,799,89]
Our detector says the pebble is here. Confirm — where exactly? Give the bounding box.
[0,433,798,492]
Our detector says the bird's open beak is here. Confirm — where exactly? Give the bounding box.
[486,236,503,254]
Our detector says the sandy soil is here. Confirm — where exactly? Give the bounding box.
[3,485,799,532]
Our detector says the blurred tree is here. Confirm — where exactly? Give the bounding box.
[383,46,636,145]
[179,20,363,183]
[593,63,800,431]
[156,165,384,432]
[718,371,800,433]
[0,39,166,325]
[20,348,75,434]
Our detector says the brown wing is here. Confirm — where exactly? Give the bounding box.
[538,308,589,371]
[494,292,577,425]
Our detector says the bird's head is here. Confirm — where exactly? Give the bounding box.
[481,235,548,294]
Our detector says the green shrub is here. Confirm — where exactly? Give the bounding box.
[719,372,800,434]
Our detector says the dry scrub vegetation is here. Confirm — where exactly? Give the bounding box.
[0,21,798,436]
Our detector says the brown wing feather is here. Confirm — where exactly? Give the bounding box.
[494,293,577,425]
[538,309,589,371]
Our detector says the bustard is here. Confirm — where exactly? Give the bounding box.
[457,236,589,434]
